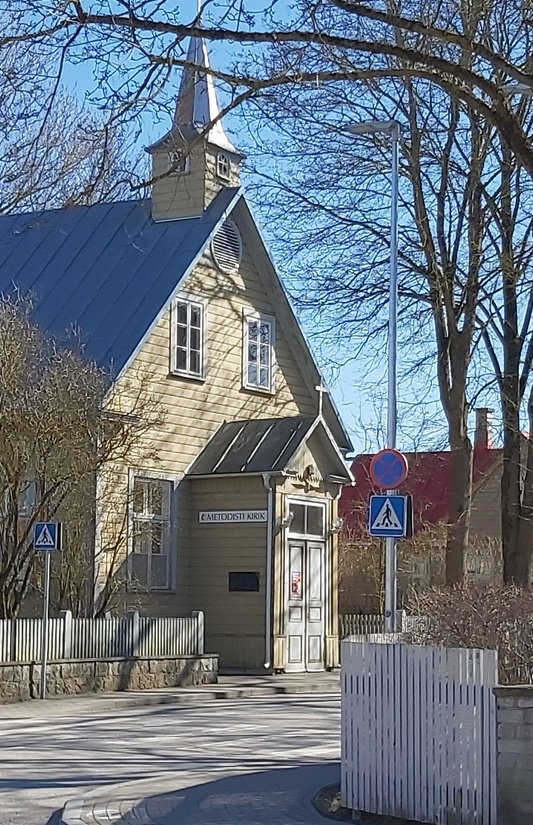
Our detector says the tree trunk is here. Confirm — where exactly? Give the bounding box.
[437,325,474,585]
[447,429,472,584]
[515,385,533,583]
[501,391,523,582]
[499,141,525,583]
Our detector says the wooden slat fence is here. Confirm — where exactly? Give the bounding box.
[12,618,66,661]
[0,621,11,662]
[340,614,386,637]
[339,613,426,639]
[0,611,204,662]
[341,639,498,825]
[70,617,135,659]
[136,616,202,658]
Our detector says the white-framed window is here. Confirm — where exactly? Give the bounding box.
[129,475,173,590]
[167,150,190,176]
[217,152,231,181]
[287,501,326,538]
[171,297,205,379]
[243,311,275,393]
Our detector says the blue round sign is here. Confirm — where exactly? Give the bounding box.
[369,449,408,489]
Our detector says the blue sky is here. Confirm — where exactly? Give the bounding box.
[59,1,479,454]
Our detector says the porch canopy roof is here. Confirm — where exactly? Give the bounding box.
[186,416,353,483]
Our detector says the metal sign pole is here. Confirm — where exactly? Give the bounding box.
[384,536,397,631]
[385,121,400,635]
[40,551,51,700]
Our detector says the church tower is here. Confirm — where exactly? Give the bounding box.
[146,37,244,222]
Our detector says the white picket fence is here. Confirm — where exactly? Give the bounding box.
[0,610,204,662]
[341,639,498,825]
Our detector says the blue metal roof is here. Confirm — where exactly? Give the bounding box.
[0,188,240,374]
[188,416,317,475]
[187,415,353,480]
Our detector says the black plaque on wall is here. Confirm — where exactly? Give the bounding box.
[228,572,260,592]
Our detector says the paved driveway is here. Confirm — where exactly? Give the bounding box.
[0,693,340,825]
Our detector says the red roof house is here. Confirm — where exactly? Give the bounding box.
[341,439,499,536]
[338,410,502,612]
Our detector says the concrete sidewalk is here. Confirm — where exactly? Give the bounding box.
[51,680,342,825]
[0,672,340,720]
[61,763,341,825]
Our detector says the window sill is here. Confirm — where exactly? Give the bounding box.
[241,384,276,397]
[168,370,206,383]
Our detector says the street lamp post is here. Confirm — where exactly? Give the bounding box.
[345,119,401,633]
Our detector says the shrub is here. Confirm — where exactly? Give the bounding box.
[408,584,533,685]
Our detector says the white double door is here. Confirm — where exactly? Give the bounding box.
[285,540,325,672]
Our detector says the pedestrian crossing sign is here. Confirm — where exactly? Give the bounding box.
[33,522,62,551]
[369,495,408,538]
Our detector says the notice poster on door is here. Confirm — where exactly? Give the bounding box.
[291,570,302,598]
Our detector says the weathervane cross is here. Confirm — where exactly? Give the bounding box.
[315,380,328,417]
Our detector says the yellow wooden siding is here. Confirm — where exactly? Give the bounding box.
[100,214,321,640]
[285,432,346,487]
[290,439,324,478]
[151,147,241,222]
[151,150,206,221]
[187,477,267,668]
[110,240,317,479]
[95,463,191,616]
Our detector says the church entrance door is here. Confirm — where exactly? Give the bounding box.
[284,500,327,673]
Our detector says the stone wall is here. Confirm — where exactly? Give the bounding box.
[0,655,218,703]
[495,686,533,825]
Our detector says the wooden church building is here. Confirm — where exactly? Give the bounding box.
[0,37,354,672]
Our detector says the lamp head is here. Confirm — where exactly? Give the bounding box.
[344,119,400,136]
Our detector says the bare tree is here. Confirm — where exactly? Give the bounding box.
[0,295,162,619]
[4,1,533,583]
[4,0,533,175]
[240,22,496,582]
[478,131,533,584]
[0,36,141,214]
[242,0,533,583]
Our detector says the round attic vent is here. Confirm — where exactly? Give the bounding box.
[211,219,242,273]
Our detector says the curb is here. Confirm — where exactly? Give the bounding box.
[55,681,340,714]
[61,766,343,825]
[60,799,85,825]
[128,682,339,701]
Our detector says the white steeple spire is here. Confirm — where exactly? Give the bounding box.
[177,36,238,153]
[148,35,240,155]
[147,33,243,222]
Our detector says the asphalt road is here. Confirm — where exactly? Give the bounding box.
[0,693,340,825]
